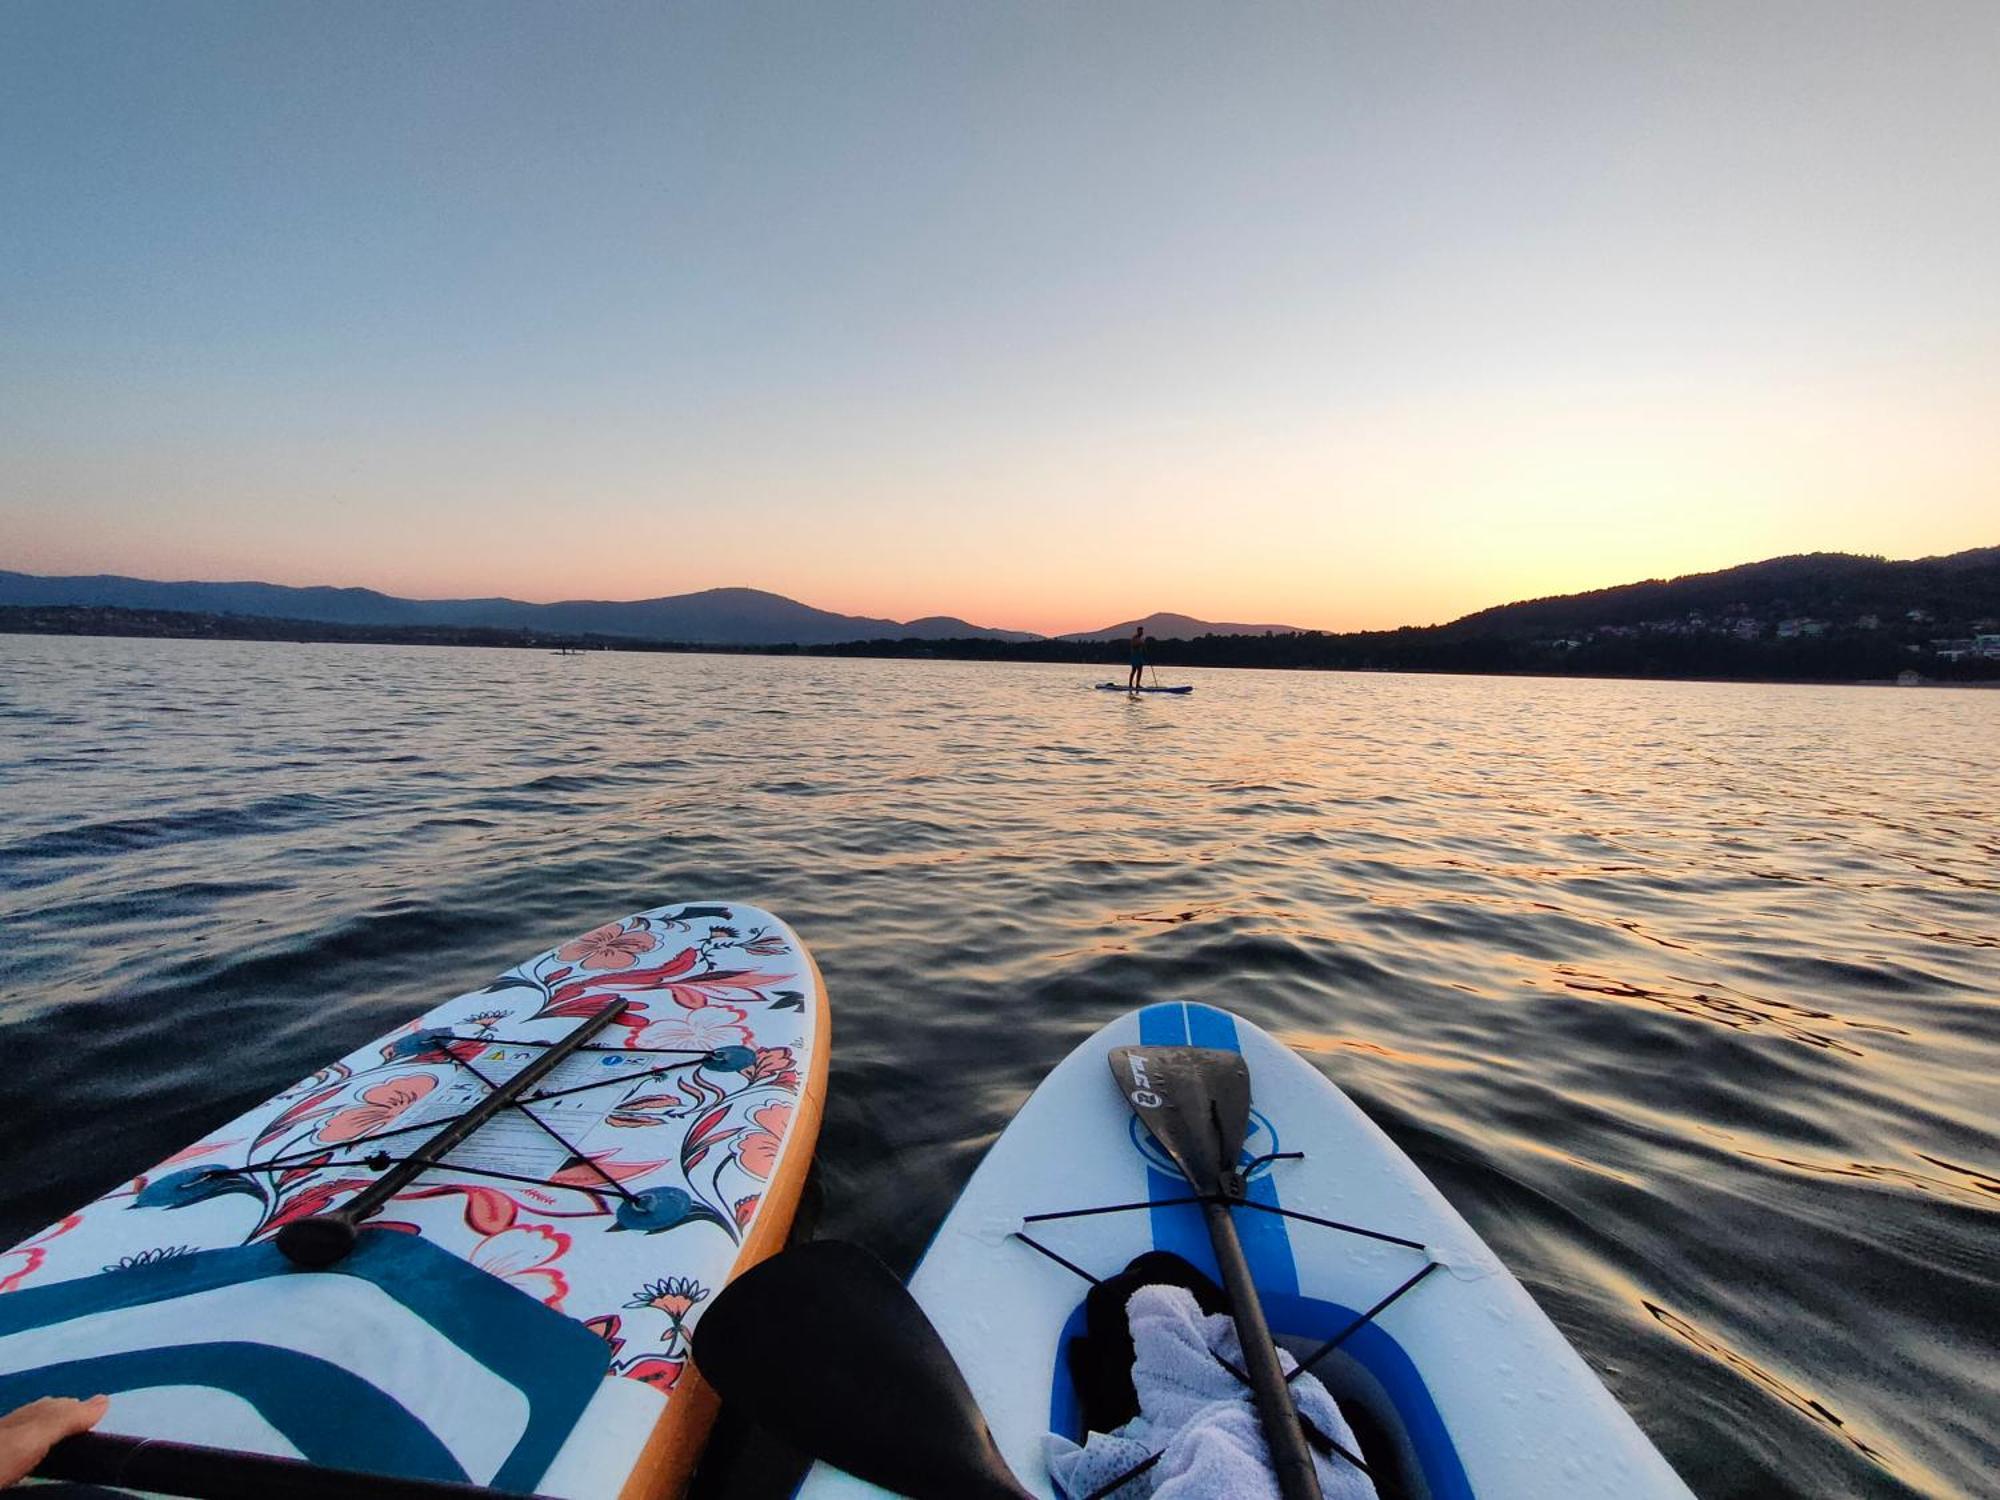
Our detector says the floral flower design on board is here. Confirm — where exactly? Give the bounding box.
[584,1313,626,1360]
[743,1046,799,1092]
[615,1355,684,1393]
[741,929,790,958]
[6,903,813,1332]
[318,1076,438,1144]
[468,1225,571,1308]
[602,1273,710,1390]
[626,1275,708,1344]
[0,1215,80,1294]
[257,1177,378,1239]
[550,1152,668,1198]
[558,923,659,972]
[633,1003,751,1055]
[104,1246,197,1273]
[735,1103,794,1181]
[653,966,795,1014]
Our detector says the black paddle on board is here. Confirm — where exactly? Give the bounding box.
[692,1239,1034,1500]
[1107,1043,1325,1500]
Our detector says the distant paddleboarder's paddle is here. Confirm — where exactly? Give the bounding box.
[1108,1044,1324,1500]
[694,1241,1033,1500]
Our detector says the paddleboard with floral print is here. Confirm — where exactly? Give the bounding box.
[0,900,829,1500]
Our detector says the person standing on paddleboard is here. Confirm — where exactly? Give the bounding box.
[1127,626,1147,690]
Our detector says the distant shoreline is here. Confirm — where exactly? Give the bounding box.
[7,604,1998,689]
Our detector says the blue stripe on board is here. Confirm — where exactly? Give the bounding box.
[1182,1003,1238,1053]
[1048,1300,1091,1440]
[1261,1292,1475,1500]
[1137,1001,1189,1050]
[345,1233,606,1492]
[0,1234,604,1493]
[0,1343,467,1483]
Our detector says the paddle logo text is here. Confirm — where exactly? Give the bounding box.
[1124,1053,1163,1110]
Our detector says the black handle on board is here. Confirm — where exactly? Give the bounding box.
[34,1431,553,1500]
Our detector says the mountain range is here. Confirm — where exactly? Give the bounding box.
[0,574,1042,646]
[1431,546,1999,640]
[1059,611,1306,642]
[1,548,1993,648]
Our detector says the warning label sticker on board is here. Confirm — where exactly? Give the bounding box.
[400,1045,663,1179]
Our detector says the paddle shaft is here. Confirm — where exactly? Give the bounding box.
[1201,1198,1324,1500]
[36,1432,552,1499]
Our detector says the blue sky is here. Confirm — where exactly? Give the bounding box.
[3,2,1994,632]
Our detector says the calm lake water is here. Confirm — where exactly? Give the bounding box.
[1,635,1994,1498]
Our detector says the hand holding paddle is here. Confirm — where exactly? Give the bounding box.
[3,1394,107,1486]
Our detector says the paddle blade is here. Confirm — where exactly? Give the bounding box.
[1108,1044,1252,1194]
[692,1241,1032,1500]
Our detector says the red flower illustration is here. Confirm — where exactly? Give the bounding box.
[531,947,700,1023]
[469,1225,571,1308]
[584,1313,626,1360]
[733,1193,761,1229]
[557,924,660,972]
[679,1106,743,1173]
[735,1102,794,1181]
[625,1275,708,1340]
[397,1182,524,1235]
[0,1214,81,1293]
[319,1076,438,1144]
[260,1177,375,1237]
[633,1003,749,1054]
[549,1152,667,1192]
[658,967,794,1012]
[743,1046,799,1092]
[618,1355,684,1393]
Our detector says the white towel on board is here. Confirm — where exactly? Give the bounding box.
[1046,1283,1378,1500]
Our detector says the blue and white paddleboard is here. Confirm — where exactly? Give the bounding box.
[799,1004,1690,1499]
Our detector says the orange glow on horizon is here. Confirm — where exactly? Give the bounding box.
[11,374,1986,639]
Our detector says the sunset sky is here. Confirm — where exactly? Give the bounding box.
[3,3,1995,636]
